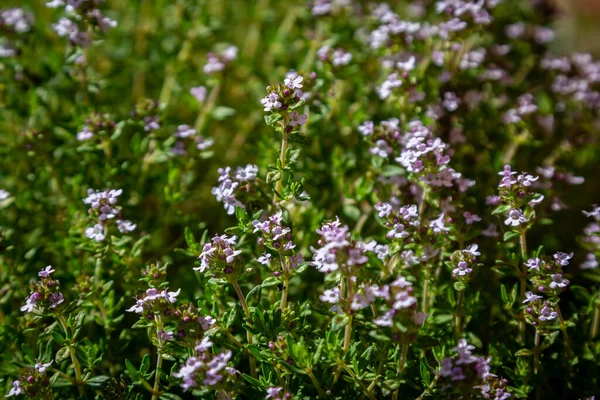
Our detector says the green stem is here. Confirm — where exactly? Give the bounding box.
[343,278,354,352]
[533,330,540,374]
[150,352,163,400]
[58,315,83,396]
[555,304,574,369]
[422,271,429,314]
[455,290,464,342]
[307,369,326,397]
[194,83,221,132]
[231,280,251,319]
[273,121,289,203]
[230,280,256,377]
[392,339,409,400]
[590,301,600,340]
[339,362,377,400]
[279,255,289,311]
[518,230,528,345]
[416,373,440,400]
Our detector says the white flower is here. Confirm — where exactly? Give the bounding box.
[289,111,308,127]
[38,265,55,277]
[85,224,105,241]
[256,253,272,266]
[6,380,23,397]
[504,209,528,227]
[549,274,569,289]
[393,290,417,310]
[284,75,303,89]
[35,361,53,373]
[463,244,480,257]
[116,219,137,233]
[260,93,282,112]
[319,287,340,303]
[523,291,542,303]
[539,305,558,321]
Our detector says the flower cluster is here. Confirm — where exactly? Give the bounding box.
[129,98,161,132]
[580,205,600,269]
[439,340,511,399]
[48,0,117,48]
[311,217,386,274]
[253,210,303,271]
[261,75,308,131]
[368,276,426,334]
[523,252,572,330]
[171,124,214,156]
[317,45,352,67]
[375,203,420,241]
[545,53,600,110]
[195,234,242,277]
[211,165,261,215]
[173,338,237,392]
[20,266,64,313]
[6,361,53,398]
[83,188,136,242]
[0,8,32,34]
[495,165,544,229]
[126,287,181,315]
[76,113,116,141]
[448,245,482,289]
[204,46,238,74]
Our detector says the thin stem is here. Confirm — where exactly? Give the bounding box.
[280,255,289,311]
[590,301,600,340]
[150,352,163,400]
[231,280,251,319]
[392,338,410,400]
[533,330,540,374]
[57,315,83,396]
[221,327,243,349]
[273,128,289,203]
[343,278,354,352]
[333,277,353,385]
[518,230,528,345]
[339,361,377,400]
[416,373,440,400]
[455,290,465,342]
[555,304,574,368]
[422,272,429,314]
[230,280,257,378]
[399,340,409,374]
[194,83,221,132]
[306,369,326,397]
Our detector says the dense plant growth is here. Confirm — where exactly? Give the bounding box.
[0,0,599,399]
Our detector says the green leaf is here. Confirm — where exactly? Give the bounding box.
[500,284,508,305]
[420,360,431,385]
[287,132,310,145]
[515,349,533,357]
[140,353,150,374]
[266,170,282,184]
[56,347,71,363]
[503,231,519,241]
[51,330,66,346]
[86,375,110,387]
[211,106,237,120]
[242,373,263,388]
[492,205,511,215]
[261,277,281,288]
[125,359,139,378]
[160,394,183,400]
[132,319,153,329]
[184,227,196,248]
